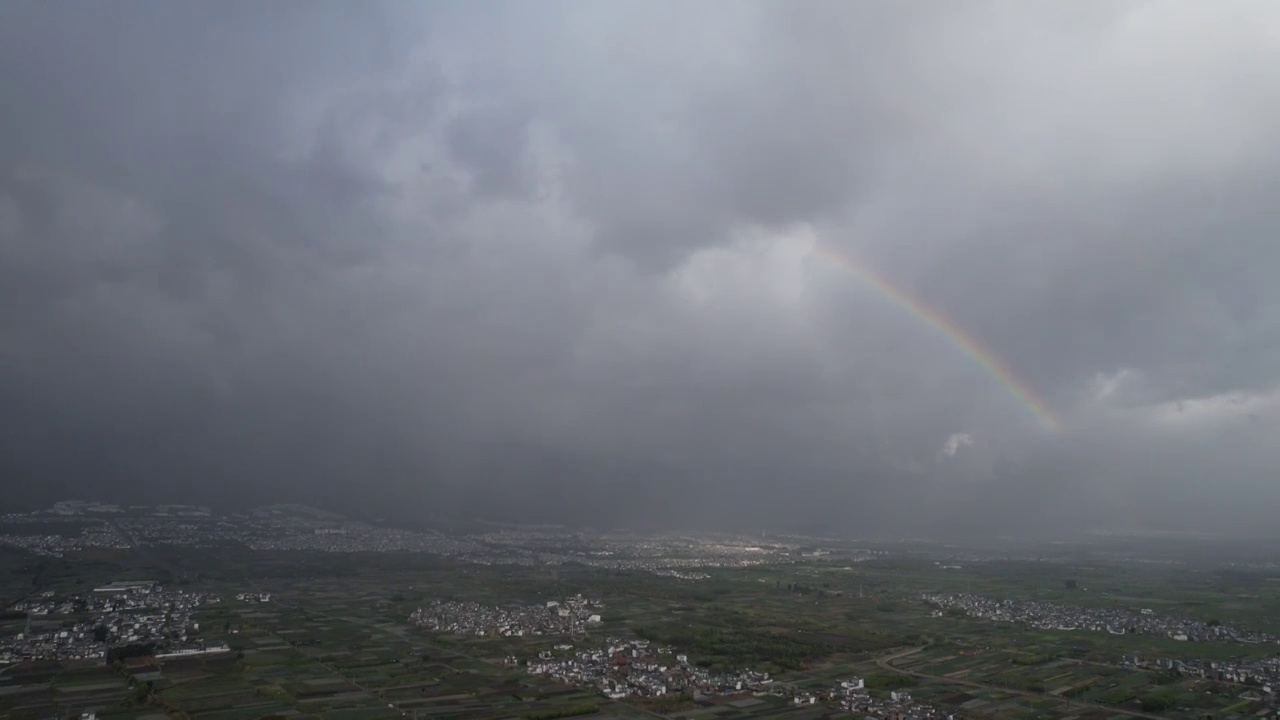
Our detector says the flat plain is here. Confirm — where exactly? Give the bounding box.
[3,530,1280,720]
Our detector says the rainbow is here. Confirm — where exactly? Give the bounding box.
[808,243,1065,434]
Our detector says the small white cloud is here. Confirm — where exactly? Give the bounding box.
[1092,367,1136,401]
[939,432,974,459]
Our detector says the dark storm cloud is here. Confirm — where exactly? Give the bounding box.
[3,1,1280,535]
[445,99,536,199]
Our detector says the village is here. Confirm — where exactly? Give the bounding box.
[1122,653,1280,704]
[923,593,1277,644]
[0,504,809,578]
[653,569,712,580]
[525,639,959,718]
[409,595,604,637]
[1,581,224,663]
[525,637,773,700]
[822,678,958,720]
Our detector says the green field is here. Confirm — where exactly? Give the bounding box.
[2,538,1280,720]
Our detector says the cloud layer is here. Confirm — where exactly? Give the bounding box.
[3,1,1280,536]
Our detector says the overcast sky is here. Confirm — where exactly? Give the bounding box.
[3,1,1280,536]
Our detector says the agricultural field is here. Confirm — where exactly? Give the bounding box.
[888,644,1262,719]
[2,537,1280,720]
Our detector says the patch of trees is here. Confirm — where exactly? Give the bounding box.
[781,582,842,597]
[1010,654,1053,666]
[632,692,695,713]
[864,674,916,691]
[1006,677,1045,693]
[1060,683,1092,698]
[106,642,156,664]
[523,704,599,720]
[1138,690,1178,712]
[123,680,153,708]
[633,624,829,671]
[1096,688,1136,706]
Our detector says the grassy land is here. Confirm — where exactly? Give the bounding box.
[0,541,1278,719]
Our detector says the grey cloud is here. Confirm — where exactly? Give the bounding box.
[3,1,1280,536]
[445,99,535,199]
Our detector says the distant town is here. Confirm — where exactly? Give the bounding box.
[0,500,841,576]
[410,596,603,637]
[923,592,1278,644]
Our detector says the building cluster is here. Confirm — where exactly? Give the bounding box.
[821,679,958,719]
[244,523,485,554]
[468,546,788,573]
[1122,654,1280,704]
[0,533,84,557]
[923,593,1276,644]
[0,522,131,557]
[2,503,488,555]
[524,640,960,715]
[469,529,801,574]
[653,570,711,580]
[116,513,485,555]
[1,583,223,663]
[526,638,773,699]
[1,504,822,582]
[119,517,237,547]
[43,500,210,516]
[410,596,603,637]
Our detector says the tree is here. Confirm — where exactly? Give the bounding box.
[1064,579,1078,590]
[106,642,156,664]
[124,681,152,707]
[1139,691,1176,712]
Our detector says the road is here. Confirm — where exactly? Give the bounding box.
[875,646,1176,720]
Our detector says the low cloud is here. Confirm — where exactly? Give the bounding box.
[939,433,976,459]
[2,2,1280,536]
